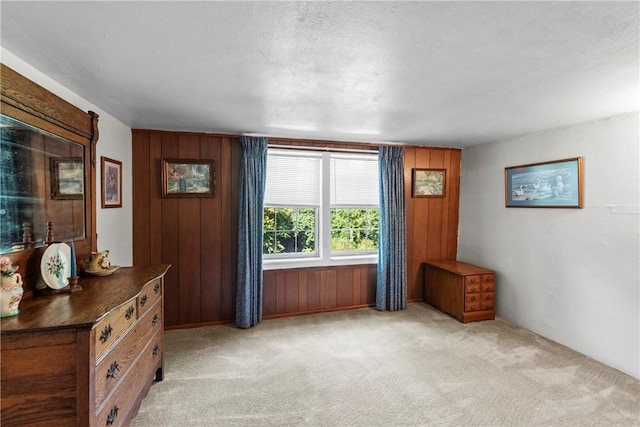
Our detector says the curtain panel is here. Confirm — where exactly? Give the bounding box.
[236,136,268,328]
[376,146,408,311]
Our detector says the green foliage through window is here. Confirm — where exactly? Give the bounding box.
[263,207,316,255]
[330,208,379,253]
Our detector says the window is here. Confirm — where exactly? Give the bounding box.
[263,149,379,268]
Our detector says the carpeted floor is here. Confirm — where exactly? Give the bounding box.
[131,303,639,426]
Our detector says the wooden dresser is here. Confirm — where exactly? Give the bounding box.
[1,264,170,426]
[424,260,495,323]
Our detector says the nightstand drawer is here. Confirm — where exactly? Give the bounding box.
[480,280,495,292]
[465,283,480,293]
[465,301,481,312]
[465,293,481,303]
[465,275,481,285]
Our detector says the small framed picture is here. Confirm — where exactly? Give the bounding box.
[412,168,446,198]
[101,156,122,208]
[161,158,215,198]
[50,157,84,200]
[505,157,583,208]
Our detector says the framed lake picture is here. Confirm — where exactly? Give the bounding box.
[50,157,84,200]
[162,158,215,198]
[412,168,446,197]
[505,157,583,208]
[101,156,122,208]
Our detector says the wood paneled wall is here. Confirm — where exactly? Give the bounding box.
[404,147,461,302]
[263,264,377,318]
[132,131,241,327]
[132,130,461,328]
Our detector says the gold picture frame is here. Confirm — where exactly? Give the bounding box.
[161,158,215,198]
[505,157,583,208]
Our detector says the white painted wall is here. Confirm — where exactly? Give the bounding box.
[1,49,133,267]
[458,112,640,378]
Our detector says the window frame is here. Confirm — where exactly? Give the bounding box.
[263,149,379,270]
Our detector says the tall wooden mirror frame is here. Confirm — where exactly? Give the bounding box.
[1,63,99,298]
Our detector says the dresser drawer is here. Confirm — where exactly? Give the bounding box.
[480,292,495,310]
[464,282,480,293]
[481,292,494,302]
[94,299,163,408]
[465,275,481,285]
[94,299,138,359]
[465,293,481,303]
[138,278,162,317]
[95,337,163,426]
[480,276,495,292]
[464,301,481,312]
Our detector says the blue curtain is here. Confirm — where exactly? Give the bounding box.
[236,136,268,328]
[376,146,407,311]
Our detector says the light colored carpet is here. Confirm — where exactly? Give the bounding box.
[131,303,639,426]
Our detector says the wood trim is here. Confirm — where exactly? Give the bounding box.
[263,303,376,320]
[1,64,99,297]
[1,64,93,140]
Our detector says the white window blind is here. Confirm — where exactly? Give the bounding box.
[330,155,379,207]
[265,150,321,207]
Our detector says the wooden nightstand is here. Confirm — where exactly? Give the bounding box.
[424,260,495,323]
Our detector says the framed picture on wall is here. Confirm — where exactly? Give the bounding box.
[504,157,583,208]
[161,158,216,198]
[101,156,122,208]
[412,168,446,198]
[50,157,84,200]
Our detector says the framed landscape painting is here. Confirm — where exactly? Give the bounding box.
[412,168,446,197]
[50,157,84,200]
[505,157,583,208]
[162,158,215,198]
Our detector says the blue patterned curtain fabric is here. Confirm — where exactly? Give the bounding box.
[236,136,268,328]
[376,146,408,311]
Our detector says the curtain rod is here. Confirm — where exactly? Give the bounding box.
[267,144,379,154]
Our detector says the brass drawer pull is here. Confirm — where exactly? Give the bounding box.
[140,294,148,307]
[152,314,160,326]
[106,405,119,425]
[106,361,120,379]
[100,324,113,343]
[154,282,160,294]
[125,305,135,320]
[153,344,160,356]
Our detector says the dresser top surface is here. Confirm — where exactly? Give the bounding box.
[424,259,495,275]
[1,264,170,334]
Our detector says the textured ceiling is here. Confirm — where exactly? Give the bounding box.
[1,1,638,147]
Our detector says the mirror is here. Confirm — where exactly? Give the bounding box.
[0,114,86,253]
[1,63,98,295]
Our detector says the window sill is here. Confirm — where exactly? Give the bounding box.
[263,254,378,271]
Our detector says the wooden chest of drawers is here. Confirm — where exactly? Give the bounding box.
[0,265,170,426]
[424,260,495,323]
